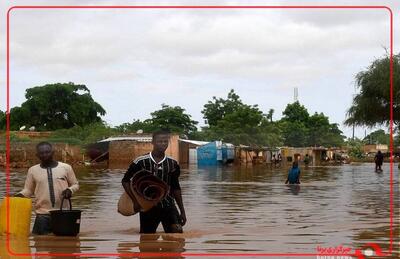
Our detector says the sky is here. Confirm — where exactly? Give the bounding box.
[1,0,399,139]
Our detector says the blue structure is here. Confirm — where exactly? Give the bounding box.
[221,143,235,163]
[197,141,223,166]
[197,141,235,165]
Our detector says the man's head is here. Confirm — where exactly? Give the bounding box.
[36,142,54,164]
[152,129,171,154]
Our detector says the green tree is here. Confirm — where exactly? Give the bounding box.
[363,129,390,145]
[306,113,344,147]
[202,89,243,127]
[347,138,364,159]
[9,82,106,131]
[279,102,345,147]
[280,120,308,147]
[259,117,284,147]
[115,119,153,133]
[280,101,309,146]
[323,123,345,147]
[199,89,281,147]
[345,53,400,127]
[307,112,330,146]
[281,101,309,123]
[266,109,274,123]
[212,105,264,146]
[0,110,6,130]
[145,104,198,136]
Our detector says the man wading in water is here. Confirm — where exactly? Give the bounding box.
[374,150,384,172]
[15,142,79,235]
[122,130,186,233]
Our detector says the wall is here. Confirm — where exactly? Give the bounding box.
[234,148,260,164]
[363,144,389,153]
[0,142,82,168]
[179,141,199,165]
[108,134,180,169]
[281,147,313,161]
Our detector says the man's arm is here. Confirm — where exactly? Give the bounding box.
[173,189,186,226]
[62,164,79,198]
[17,169,35,197]
[170,164,186,226]
[66,165,79,193]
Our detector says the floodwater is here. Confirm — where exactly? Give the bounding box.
[0,163,399,258]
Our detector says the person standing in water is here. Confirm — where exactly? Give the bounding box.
[303,154,311,168]
[374,150,384,172]
[122,129,186,233]
[285,161,301,184]
[277,153,283,167]
[271,154,277,168]
[15,142,79,235]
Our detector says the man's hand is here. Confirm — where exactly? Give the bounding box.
[62,189,72,199]
[13,193,25,197]
[180,212,187,226]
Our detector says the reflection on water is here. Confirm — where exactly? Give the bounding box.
[0,163,398,258]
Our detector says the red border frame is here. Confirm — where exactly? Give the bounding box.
[5,5,394,258]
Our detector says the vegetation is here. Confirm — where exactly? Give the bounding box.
[279,101,345,147]
[0,83,352,148]
[346,138,365,159]
[363,129,390,145]
[1,82,105,131]
[115,104,198,136]
[345,53,400,156]
[345,53,399,127]
[48,122,116,146]
[196,89,282,147]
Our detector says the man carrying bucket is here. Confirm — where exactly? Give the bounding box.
[15,142,79,235]
[122,129,186,233]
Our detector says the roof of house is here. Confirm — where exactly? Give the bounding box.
[178,139,209,146]
[98,136,152,143]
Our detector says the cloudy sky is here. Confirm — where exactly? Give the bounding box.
[1,0,399,138]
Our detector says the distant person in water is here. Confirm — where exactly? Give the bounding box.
[374,150,384,172]
[285,161,301,184]
[303,154,311,167]
[271,154,277,168]
[277,153,282,167]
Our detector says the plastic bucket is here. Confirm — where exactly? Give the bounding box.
[50,198,81,236]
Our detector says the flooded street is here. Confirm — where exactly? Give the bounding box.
[0,163,399,258]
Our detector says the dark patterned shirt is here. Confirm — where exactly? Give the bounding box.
[122,152,181,208]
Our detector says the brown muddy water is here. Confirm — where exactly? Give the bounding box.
[0,163,398,258]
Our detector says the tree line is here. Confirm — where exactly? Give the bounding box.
[1,53,398,148]
[0,84,346,148]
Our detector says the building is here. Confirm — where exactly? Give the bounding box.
[178,139,208,165]
[87,134,180,169]
[363,144,389,154]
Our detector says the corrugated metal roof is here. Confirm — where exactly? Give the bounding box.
[179,139,209,146]
[98,136,152,142]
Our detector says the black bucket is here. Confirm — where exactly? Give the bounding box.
[50,198,82,236]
